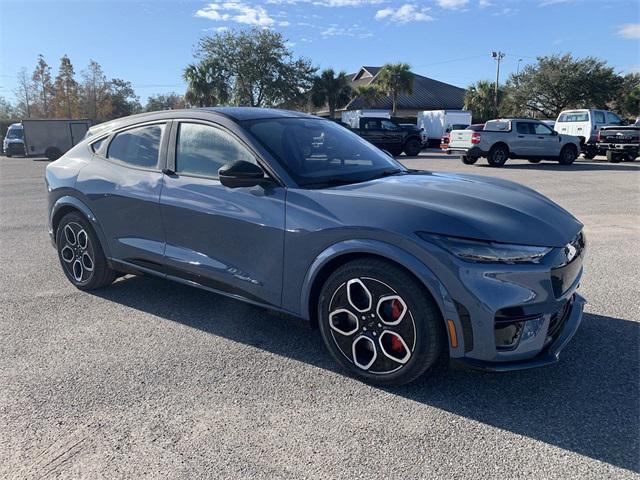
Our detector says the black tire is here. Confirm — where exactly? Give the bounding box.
[606,150,621,163]
[317,258,444,387]
[403,138,422,157]
[487,144,508,167]
[56,211,118,290]
[45,147,62,161]
[558,145,578,165]
[623,152,637,162]
[461,155,479,165]
[5,152,11,158]
[582,152,596,160]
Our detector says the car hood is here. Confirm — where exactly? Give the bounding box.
[322,171,582,248]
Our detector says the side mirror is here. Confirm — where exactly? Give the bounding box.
[551,130,558,136]
[219,160,268,188]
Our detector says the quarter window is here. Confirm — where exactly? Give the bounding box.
[107,124,164,168]
[91,137,106,153]
[175,123,255,178]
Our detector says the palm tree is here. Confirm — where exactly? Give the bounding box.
[376,63,413,116]
[310,69,352,118]
[464,80,502,122]
[183,62,227,107]
[354,85,383,109]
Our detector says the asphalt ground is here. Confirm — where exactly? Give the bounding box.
[1,151,638,479]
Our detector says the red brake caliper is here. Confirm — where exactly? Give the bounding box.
[390,299,405,353]
[390,335,404,353]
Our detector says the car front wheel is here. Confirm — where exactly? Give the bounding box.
[318,258,444,386]
[56,212,118,290]
[461,155,479,165]
[403,138,422,157]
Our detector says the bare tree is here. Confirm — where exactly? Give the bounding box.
[14,68,33,118]
[80,60,112,121]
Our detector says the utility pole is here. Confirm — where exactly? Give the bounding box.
[491,51,505,118]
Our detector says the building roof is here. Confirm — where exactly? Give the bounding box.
[345,66,466,112]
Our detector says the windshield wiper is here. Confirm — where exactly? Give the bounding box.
[363,168,404,181]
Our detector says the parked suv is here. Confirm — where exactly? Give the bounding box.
[46,108,586,386]
[447,118,581,167]
[350,117,423,156]
[554,109,624,159]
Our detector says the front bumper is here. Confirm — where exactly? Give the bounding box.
[451,294,585,372]
[4,142,26,155]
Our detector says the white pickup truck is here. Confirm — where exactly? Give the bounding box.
[446,118,582,167]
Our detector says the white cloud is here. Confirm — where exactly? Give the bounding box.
[321,25,373,37]
[539,0,571,6]
[617,23,640,39]
[279,20,291,26]
[375,4,433,23]
[436,0,468,9]
[195,2,276,26]
[478,0,492,7]
[492,7,516,16]
[267,0,383,5]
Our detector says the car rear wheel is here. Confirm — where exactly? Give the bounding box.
[461,155,478,165]
[606,150,621,163]
[318,258,444,386]
[487,144,508,167]
[403,138,422,157]
[56,212,118,290]
[558,145,577,165]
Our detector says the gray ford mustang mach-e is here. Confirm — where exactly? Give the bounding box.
[46,108,586,386]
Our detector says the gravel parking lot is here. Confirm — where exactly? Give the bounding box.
[1,152,638,479]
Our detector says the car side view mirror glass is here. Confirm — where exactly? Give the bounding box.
[218,160,267,188]
[552,130,558,136]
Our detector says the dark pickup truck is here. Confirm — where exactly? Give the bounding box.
[350,117,423,156]
[596,125,639,162]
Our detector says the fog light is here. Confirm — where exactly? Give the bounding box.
[495,322,523,349]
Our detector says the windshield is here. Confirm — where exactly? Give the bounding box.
[6,128,23,139]
[243,117,404,187]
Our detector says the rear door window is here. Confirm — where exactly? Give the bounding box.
[594,111,606,123]
[107,124,165,169]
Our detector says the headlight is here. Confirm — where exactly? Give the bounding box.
[418,233,552,264]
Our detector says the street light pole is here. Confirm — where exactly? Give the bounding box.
[492,51,505,118]
[517,58,523,76]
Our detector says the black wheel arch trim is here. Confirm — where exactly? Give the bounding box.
[50,195,112,259]
[300,238,464,356]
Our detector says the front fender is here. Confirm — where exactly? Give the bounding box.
[50,195,111,259]
[299,239,458,336]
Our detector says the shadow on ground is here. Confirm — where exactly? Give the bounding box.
[94,275,640,473]
[475,160,640,172]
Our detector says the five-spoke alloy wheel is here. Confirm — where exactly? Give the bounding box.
[318,258,444,386]
[56,212,118,290]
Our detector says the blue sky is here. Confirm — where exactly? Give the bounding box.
[1,0,639,104]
